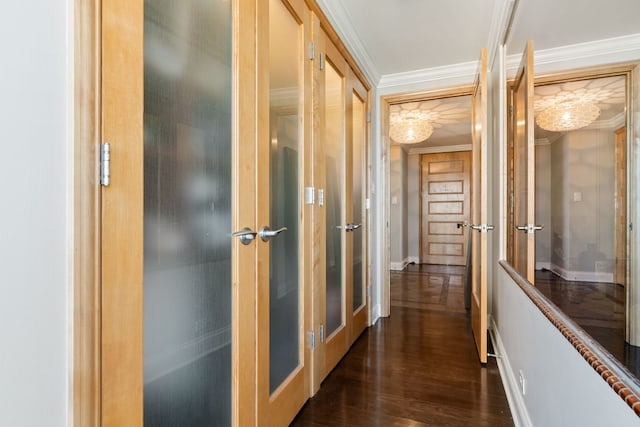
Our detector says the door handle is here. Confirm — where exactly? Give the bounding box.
[515,224,544,233]
[232,227,257,245]
[258,226,287,242]
[470,224,495,232]
[345,223,362,232]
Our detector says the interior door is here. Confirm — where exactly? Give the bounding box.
[614,127,627,287]
[470,48,491,364]
[512,40,537,283]
[348,77,369,339]
[256,0,311,425]
[420,151,471,266]
[101,0,257,425]
[316,27,350,381]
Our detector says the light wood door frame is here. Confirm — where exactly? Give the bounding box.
[470,48,489,364]
[614,126,627,287]
[315,23,350,383]
[256,0,312,425]
[100,0,259,425]
[348,70,369,342]
[511,40,536,283]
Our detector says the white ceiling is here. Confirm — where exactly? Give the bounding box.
[318,0,639,150]
[320,0,640,81]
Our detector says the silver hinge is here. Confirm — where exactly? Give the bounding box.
[366,111,371,123]
[319,324,324,343]
[319,53,325,70]
[365,198,370,210]
[308,331,315,350]
[509,105,514,117]
[309,42,315,60]
[100,142,111,186]
[318,189,325,206]
[305,187,316,205]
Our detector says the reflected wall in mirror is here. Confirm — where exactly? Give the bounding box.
[532,74,639,377]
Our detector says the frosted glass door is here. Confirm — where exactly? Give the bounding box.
[324,60,345,338]
[268,0,301,394]
[143,0,232,425]
[352,92,365,312]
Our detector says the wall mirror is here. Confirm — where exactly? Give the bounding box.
[530,71,638,378]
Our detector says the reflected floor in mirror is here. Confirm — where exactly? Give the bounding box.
[292,264,513,426]
[535,269,640,379]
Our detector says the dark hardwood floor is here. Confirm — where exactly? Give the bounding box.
[535,269,640,378]
[291,264,513,426]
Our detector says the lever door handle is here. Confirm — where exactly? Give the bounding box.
[515,224,544,233]
[345,223,362,232]
[258,226,287,242]
[470,224,495,232]
[232,227,257,245]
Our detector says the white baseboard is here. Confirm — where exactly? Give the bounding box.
[489,316,533,427]
[535,261,551,271]
[549,263,613,283]
[371,304,381,325]
[408,256,419,264]
[390,259,409,271]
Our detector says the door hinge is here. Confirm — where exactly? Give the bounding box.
[308,331,315,350]
[319,53,325,70]
[319,324,325,343]
[100,142,111,186]
[309,42,315,60]
[366,111,371,123]
[509,105,514,117]
[318,189,325,206]
[305,186,316,205]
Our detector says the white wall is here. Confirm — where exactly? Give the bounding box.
[389,146,408,268]
[0,1,71,426]
[493,266,639,426]
[407,154,420,261]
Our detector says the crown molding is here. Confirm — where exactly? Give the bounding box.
[314,0,380,86]
[486,0,517,69]
[506,33,640,77]
[407,144,472,156]
[377,61,479,94]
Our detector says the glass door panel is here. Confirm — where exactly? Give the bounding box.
[352,92,365,312]
[143,0,232,425]
[268,0,300,394]
[324,59,345,338]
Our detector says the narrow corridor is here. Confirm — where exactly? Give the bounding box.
[292,264,513,426]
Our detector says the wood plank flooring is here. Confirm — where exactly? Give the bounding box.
[535,269,640,378]
[292,264,513,426]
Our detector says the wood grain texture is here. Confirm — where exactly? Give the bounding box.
[292,264,514,426]
[101,0,144,425]
[614,127,627,287]
[73,0,101,425]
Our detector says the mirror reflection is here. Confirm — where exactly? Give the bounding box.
[532,74,639,376]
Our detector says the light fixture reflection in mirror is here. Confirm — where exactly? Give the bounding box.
[535,100,601,132]
[390,110,433,144]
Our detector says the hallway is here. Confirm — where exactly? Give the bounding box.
[292,265,513,426]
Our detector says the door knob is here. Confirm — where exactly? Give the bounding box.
[258,226,287,242]
[232,227,257,245]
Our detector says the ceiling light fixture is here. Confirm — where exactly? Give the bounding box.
[390,110,433,144]
[535,100,600,132]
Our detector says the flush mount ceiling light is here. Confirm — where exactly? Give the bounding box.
[390,110,433,144]
[535,100,601,132]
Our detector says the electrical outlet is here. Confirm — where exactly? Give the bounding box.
[518,370,526,395]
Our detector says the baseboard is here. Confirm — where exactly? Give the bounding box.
[549,263,613,283]
[371,304,381,325]
[535,261,551,271]
[489,316,533,427]
[408,256,419,264]
[390,259,409,271]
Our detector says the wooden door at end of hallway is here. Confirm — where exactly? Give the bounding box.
[420,151,471,266]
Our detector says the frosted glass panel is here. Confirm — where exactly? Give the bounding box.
[268,0,300,394]
[352,93,365,311]
[325,61,344,336]
[143,0,232,425]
